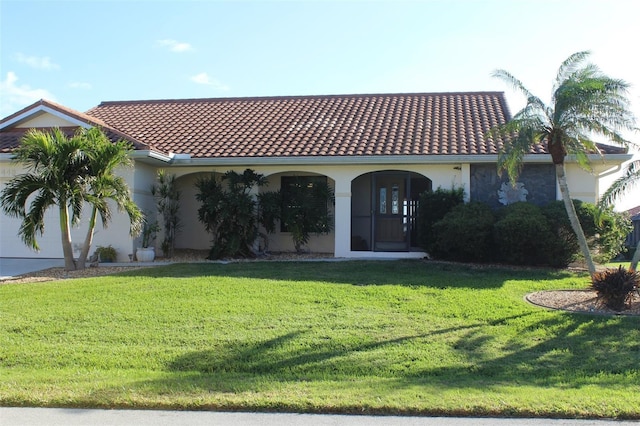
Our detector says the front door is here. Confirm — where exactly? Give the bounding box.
[374,173,408,251]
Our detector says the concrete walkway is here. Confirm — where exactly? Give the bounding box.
[1,408,635,426]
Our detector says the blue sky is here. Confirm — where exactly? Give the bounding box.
[1,0,639,123]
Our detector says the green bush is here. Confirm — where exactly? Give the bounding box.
[542,200,632,264]
[95,245,117,262]
[580,203,632,263]
[493,202,561,266]
[591,266,639,311]
[540,201,581,266]
[431,202,495,262]
[195,169,267,259]
[417,187,465,252]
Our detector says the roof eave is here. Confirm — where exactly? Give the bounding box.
[134,152,635,167]
[161,153,543,166]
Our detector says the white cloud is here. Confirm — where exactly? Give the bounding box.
[15,53,60,70]
[68,81,92,90]
[157,39,194,53]
[190,72,230,91]
[0,72,56,116]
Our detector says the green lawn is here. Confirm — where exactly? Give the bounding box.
[1,260,638,418]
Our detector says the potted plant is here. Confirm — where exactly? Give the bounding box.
[95,245,117,263]
[137,221,159,262]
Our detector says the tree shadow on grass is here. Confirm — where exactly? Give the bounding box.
[80,310,639,417]
[116,259,580,290]
[109,311,636,393]
[404,312,640,390]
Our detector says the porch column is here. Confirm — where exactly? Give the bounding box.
[333,178,352,258]
[461,163,471,202]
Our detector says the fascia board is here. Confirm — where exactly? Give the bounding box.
[0,105,93,130]
[130,150,173,163]
[128,152,634,167]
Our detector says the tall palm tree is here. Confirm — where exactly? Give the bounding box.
[599,159,640,270]
[490,51,636,275]
[0,128,89,270]
[76,127,143,269]
[1,127,142,270]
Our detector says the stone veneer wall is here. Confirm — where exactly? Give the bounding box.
[470,164,556,209]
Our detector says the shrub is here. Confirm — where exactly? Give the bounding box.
[95,245,117,262]
[591,266,639,311]
[542,200,632,265]
[431,202,495,262]
[588,205,632,263]
[195,169,267,259]
[416,187,465,252]
[493,202,560,266]
[540,201,581,266]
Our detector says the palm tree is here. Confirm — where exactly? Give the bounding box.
[76,127,143,269]
[599,160,640,270]
[0,128,89,270]
[1,127,142,270]
[151,170,181,259]
[490,51,636,275]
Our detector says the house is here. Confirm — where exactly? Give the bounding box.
[624,206,640,250]
[0,93,634,261]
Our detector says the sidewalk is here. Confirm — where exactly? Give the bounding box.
[1,408,636,426]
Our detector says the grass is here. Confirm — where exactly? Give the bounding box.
[1,260,639,419]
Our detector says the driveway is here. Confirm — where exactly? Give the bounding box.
[0,257,64,280]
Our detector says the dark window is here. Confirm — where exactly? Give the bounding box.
[280,176,328,232]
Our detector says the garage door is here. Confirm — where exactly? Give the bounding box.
[0,207,63,258]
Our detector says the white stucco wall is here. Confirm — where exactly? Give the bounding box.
[0,160,139,261]
[1,138,631,261]
[594,153,640,212]
[162,163,465,258]
[14,114,77,128]
[563,159,633,205]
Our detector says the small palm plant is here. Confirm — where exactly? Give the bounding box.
[591,266,639,311]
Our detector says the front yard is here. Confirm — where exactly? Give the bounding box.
[1,260,638,418]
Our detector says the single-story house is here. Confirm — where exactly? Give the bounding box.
[0,92,634,261]
[624,206,640,249]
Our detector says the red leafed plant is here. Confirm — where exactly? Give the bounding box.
[590,266,639,311]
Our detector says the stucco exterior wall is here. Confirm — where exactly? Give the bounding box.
[161,163,464,258]
[0,160,140,261]
[14,114,77,128]
[1,151,629,261]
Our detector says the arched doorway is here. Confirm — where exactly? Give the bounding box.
[351,171,431,252]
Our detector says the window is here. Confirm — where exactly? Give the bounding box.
[280,176,329,232]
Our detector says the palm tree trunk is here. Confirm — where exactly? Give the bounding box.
[630,244,640,272]
[59,204,77,271]
[555,163,597,276]
[76,207,98,270]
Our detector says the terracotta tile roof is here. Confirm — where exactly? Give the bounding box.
[0,99,151,153]
[85,92,537,159]
[626,205,640,220]
[2,94,627,159]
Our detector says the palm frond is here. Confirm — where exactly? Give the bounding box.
[497,125,543,184]
[553,51,590,93]
[492,69,537,101]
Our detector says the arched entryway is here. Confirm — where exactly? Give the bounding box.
[351,171,431,252]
